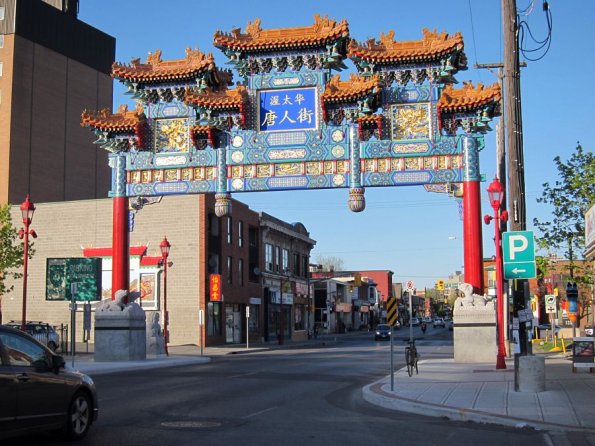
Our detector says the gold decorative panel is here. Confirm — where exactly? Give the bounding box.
[390,103,431,140]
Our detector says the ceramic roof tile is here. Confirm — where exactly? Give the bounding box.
[348,28,464,64]
[185,85,249,110]
[112,48,215,83]
[81,104,146,132]
[213,14,349,52]
[321,74,381,103]
[438,81,501,112]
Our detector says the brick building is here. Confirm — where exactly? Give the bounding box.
[0,0,114,204]
[4,195,315,346]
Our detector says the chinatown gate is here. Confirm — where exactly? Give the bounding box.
[82,15,501,301]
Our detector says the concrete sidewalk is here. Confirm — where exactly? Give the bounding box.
[362,354,595,433]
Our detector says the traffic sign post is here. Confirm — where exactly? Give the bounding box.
[387,296,398,391]
[502,231,536,280]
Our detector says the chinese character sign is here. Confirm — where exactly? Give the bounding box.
[210,274,222,301]
[259,87,317,132]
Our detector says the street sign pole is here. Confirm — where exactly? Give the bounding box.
[70,282,78,368]
[390,324,394,391]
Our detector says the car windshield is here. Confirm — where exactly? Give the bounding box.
[377,325,390,330]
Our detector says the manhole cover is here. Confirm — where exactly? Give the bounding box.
[161,420,222,429]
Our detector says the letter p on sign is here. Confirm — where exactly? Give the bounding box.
[508,235,528,260]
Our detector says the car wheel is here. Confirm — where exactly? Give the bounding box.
[48,341,58,352]
[65,391,92,440]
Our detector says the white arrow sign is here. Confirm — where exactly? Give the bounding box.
[512,267,527,274]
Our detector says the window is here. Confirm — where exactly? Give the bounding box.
[0,62,2,77]
[265,244,273,271]
[0,7,5,21]
[238,258,244,286]
[238,220,244,247]
[227,256,233,284]
[302,255,309,279]
[275,246,280,273]
[0,34,3,48]
[207,302,221,336]
[227,217,232,244]
[293,253,300,276]
[282,249,289,273]
[0,332,47,367]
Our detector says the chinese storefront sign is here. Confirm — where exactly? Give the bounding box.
[259,87,317,132]
[210,274,222,301]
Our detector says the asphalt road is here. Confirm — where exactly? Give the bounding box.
[5,326,565,445]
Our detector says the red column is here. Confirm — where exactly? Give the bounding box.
[463,180,484,293]
[112,196,129,299]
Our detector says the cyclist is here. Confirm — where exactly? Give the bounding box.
[420,321,427,334]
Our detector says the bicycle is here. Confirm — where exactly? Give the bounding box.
[405,340,419,377]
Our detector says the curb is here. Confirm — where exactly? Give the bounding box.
[362,378,595,434]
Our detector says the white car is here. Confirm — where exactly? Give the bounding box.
[433,318,445,328]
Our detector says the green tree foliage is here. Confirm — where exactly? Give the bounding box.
[533,143,595,278]
[533,143,594,325]
[0,204,25,323]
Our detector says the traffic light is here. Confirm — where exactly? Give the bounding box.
[437,279,445,291]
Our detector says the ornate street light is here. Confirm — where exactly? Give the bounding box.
[160,237,171,356]
[18,195,37,332]
[484,178,509,370]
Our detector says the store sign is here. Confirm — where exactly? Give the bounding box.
[259,87,317,132]
[46,258,101,301]
[210,274,221,301]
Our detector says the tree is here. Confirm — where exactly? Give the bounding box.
[533,142,595,325]
[0,204,25,324]
[314,255,344,272]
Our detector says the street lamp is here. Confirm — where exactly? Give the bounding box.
[484,178,509,370]
[18,195,37,332]
[160,236,171,356]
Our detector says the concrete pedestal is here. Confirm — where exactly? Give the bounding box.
[517,355,545,392]
[453,306,497,363]
[95,302,146,362]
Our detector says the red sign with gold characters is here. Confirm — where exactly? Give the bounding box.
[210,274,221,301]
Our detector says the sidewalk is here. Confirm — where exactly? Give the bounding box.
[362,353,595,433]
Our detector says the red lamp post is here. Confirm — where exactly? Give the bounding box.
[18,195,37,332]
[160,237,171,356]
[484,178,508,370]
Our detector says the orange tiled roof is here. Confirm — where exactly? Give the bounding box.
[438,81,501,112]
[358,114,383,125]
[348,28,463,64]
[81,104,146,132]
[185,85,249,111]
[213,14,349,52]
[321,74,381,103]
[112,48,215,83]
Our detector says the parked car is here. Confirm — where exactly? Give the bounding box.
[448,320,454,331]
[433,318,445,328]
[5,321,60,352]
[536,324,561,336]
[374,324,392,340]
[0,325,98,440]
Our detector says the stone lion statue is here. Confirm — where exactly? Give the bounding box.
[454,283,494,309]
[96,289,143,315]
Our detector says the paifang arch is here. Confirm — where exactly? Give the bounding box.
[81,15,501,297]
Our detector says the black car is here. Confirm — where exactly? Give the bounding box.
[0,325,98,440]
[374,324,392,340]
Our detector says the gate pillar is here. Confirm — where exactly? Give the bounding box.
[462,136,484,293]
[111,154,130,299]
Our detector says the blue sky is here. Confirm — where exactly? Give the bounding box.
[78,0,594,290]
